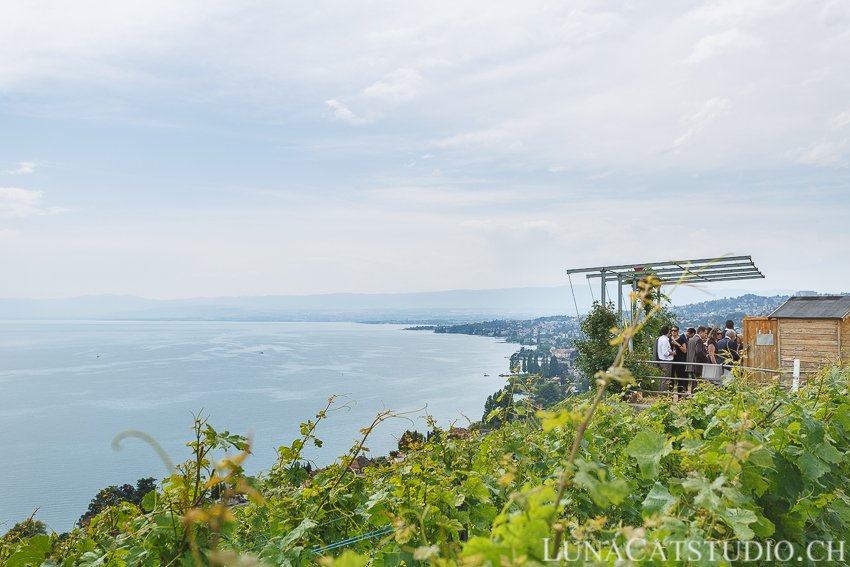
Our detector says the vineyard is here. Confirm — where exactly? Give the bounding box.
[4,282,850,567]
[2,362,849,566]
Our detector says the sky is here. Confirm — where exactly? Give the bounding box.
[1,0,848,300]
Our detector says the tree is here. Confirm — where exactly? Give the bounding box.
[533,381,562,409]
[573,301,619,381]
[573,283,679,392]
[623,283,678,387]
[547,356,563,378]
[482,387,513,427]
[78,477,157,527]
[2,518,47,544]
[397,430,425,453]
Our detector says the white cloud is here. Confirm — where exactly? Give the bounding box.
[2,0,850,297]
[0,187,68,217]
[460,219,495,229]
[673,97,730,148]
[324,99,372,125]
[684,28,761,64]
[794,140,849,166]
[431,129,505,148]
[461,219,561,235]
[362,68,424,103]
[513,220,561,234]
[686,0,776,26]
[0,229,21,241]
[0,0,847,173]
[3,161,37,174]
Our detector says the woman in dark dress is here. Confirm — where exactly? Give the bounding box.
[670,326,688,394]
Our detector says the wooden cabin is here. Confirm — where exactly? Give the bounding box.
[743,296,850,379]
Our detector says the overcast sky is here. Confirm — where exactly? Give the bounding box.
[1,0,848,299]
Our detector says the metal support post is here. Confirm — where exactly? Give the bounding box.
[617,274,623,315]
[629,277,637,352]
[599,269,605,305]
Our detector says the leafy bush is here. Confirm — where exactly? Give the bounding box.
[77,478,157,527]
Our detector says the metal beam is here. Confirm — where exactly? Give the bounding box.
[592,268,764,282]
[566,255,755,275]
[584,262,760,278]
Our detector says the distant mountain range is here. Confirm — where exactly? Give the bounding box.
[0,285,813,324]
[0,287,581,323]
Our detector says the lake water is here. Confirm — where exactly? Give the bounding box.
[0,321,517,533]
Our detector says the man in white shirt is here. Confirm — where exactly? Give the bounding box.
[656,325,674,392]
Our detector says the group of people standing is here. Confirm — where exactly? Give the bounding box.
[654,319,743,394]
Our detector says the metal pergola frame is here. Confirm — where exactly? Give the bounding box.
[566,255,764,315]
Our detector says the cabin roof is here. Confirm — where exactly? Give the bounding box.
[768,296,850,320]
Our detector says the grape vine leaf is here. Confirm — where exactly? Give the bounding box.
[813,442,843,464]
[796,451,831,480]
[572,460,629,507]
[625,430,672,479]
[721,508,758,540]
[642,482,678,517]
[682,476,725,513]
[279,518,318,549]
[5,535,51,567]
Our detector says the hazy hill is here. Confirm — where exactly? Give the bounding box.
[0,286,809,323]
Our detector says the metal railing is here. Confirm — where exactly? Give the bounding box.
[636,358,811,396]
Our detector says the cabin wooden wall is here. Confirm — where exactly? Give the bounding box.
[743,317,777,382]
[778,319,841,374]
[743,316,849,381]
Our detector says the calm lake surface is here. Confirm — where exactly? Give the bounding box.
[0,321,517,532]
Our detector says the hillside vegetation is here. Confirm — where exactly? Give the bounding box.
[5,282,850,567]
[421,294,796,349]
[4,365,850,567]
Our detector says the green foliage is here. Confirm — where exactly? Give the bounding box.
[624,430,672,479]
[1,518,47,545]
[482,387,513,427]
[78,478,157,527]
[397,430,425,453]
[434,316,578,348]
[11,359,850,567]
[572,301,619,380]
[573,289,678,391]
[532,381,563,409]
[625,289,678,386]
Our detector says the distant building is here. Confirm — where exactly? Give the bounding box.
[795,291,818,297]
[348,454,373,476]
[550,347,574,359]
